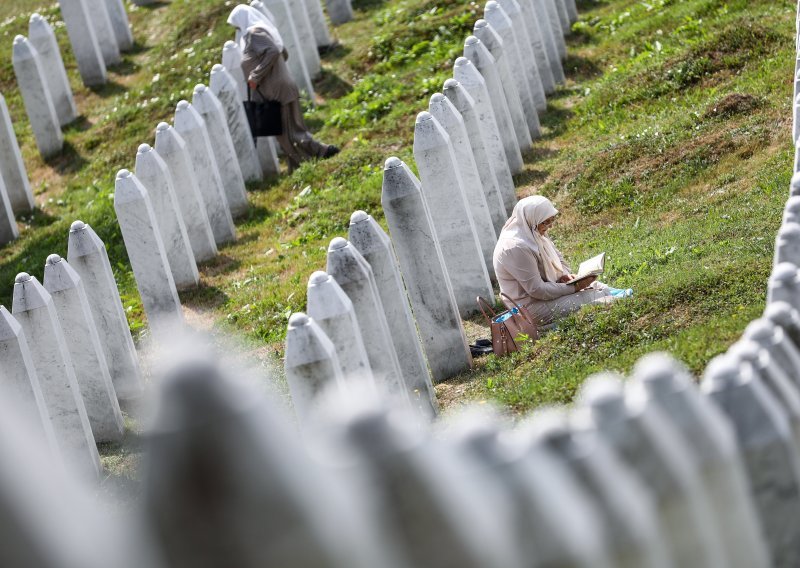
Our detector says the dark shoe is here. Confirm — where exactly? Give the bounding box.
[469,340,494,357]
[323,145,340,158]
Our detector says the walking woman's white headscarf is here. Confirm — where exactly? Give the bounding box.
[227,4,284,52]
[498,195,566,282]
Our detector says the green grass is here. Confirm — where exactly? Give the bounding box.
[0,0,795,438]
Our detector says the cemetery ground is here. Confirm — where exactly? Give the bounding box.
[0,0,793,482]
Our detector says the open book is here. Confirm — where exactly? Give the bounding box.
[565,252,606,285]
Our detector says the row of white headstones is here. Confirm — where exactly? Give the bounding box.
[0,0,344,480]
[7,2,800,567]
[283,0,577,422]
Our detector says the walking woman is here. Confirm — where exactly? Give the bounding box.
[494,196,631,326]
[227,5,339,171]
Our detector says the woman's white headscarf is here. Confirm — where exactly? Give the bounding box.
[499,195,566,282]
[227,4,284,52]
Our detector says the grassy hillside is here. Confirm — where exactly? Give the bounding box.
[0,0,794,430]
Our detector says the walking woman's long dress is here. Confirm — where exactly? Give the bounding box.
[241,28,330,170]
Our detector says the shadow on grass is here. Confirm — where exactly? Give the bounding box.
[108,57,142,78]
[353,0,387,11]
[180,280,231,309]
[314,68,354,101]
[88,78,129,98]
[539,104,575,140]
[45,141,88,175]
[62,115,93,134]
[320,41,352,62]
[562,53,603,82]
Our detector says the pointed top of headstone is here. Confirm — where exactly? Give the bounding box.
[443,78,459,90]
[328,237,348,251]
[137,143,152,154]
[429,94,464,130]
[790,171,800,194]
[453,56,486,88]
[29,12,44,24]
[414,112,451,151]
[772,262,799,284]
[12,35,36,60]
[350,210,369,224]
[114,170,148,205]
[473,19,504,54]
[0,305,23,341]
[211,63,225,73]
[632,352,694,404]
[463,35,496,66]
[578,372,626,423]
[285,312,338,366]
[443,79,476,114]
[155,122,187,154]
[67,220,105,258]
[210,65,236,94]
[744,318,776,344]
[156,122,170,132]
[223,40,237,49]
[382,158,422,201]
[174,101,204,131]
[429,93,445,104]
[765,301,800,328]
[193,84,208,95]
[729,339,763,366]
[12,273,52,312]
[28,13,51,36]
[44,254,82,293]
[308,271,331,286]
[702,355,743,392]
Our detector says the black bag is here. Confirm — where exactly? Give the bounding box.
[243,86,283,138]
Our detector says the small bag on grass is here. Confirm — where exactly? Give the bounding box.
[477,293,539,357]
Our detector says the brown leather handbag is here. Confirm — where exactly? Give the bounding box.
[477,294,539,357]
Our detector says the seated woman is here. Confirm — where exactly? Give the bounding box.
[493,195,630,327]
[227,5,339,172]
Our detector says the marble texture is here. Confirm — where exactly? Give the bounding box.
[90,0,122,65]
[515,0,558,92]
[67,220,143,400]
[565,0,578,22]
[326,0,353,25]
[381,158,471,382]
[154,122,218,262]
[104,0,134,51]
[413,112,493,318]
[702,356,800,567]
[473,19,540,140]
[192,85,249,218]
[253,0,316,99]
[453,57,516,213]
[791,170,800,197]
[465,35,532,153]
[497,0,548,111]
[528,410,673,568]
[210,64,263,183]
[28,14,77,127]
[449,411,612,568]
[632,354,770,568]
[0,94,34,213]
[304,0,333,48]
[0,306,58,452]
[284,313,346,425]
[12,36,63,159]
[142,359,354,567]
[443,79,507,233]
[580,374,728,568]
[326,238,410,407]
[731,340,800,460]
[526,0,565,83]
[56,0,107,86]
[174,101,236,246]
[463,37,524,173]
[554,0,571,33]
[541,0,567,59]
[256,137,281,177]
[287,0,321,77]
[745,318,800,395]
[767,262,800,314]
[306,271,374,388]
[135,143,199,290]
[774,221,800,266]
[222,41,247,101]
[12,273,101,481]
[428,93,498,276]
[114,170,184,337]
[349,211,438,419]
[0,174,18,246]
[43,255,124,443]
[765,301,800,352]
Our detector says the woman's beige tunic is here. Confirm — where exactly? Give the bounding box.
[241,28,329,169]
[494,240,612,326]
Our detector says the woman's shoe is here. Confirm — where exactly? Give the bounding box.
[323,145,340,158]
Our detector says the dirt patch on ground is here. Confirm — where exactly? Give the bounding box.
[703,93,762,120]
